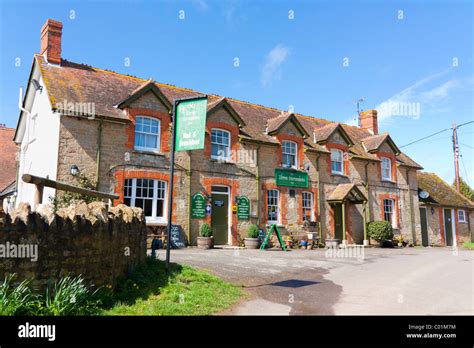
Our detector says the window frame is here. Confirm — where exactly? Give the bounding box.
[211,128,231,162]
[302,191,315,222]
[330,148,344,175]
[383,198,396,227]
[381,157,392,181]
[458,209,467,223]
[134,116,161,153]
[124,178,167,224]
[281,140,298,169]
[267,189,280,225]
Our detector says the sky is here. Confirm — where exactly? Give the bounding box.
[0,0,472,186]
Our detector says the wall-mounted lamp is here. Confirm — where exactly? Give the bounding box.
[70,165,79,176]
[32,79,43,92]
[431,207,435,215]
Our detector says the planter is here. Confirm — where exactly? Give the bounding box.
[244,238,259,249]
[197,236,214,249]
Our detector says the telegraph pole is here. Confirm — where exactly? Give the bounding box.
[452,123,461,192]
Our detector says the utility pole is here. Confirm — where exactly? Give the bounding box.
[452,123,461,192]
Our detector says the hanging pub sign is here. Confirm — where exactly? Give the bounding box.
[175,97,208,152]
[275,168,308,188]
[191,192,207,219]
[237,196,250,220]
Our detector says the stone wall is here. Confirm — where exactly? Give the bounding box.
[0,202,147,289]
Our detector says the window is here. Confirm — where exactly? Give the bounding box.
[458,210,466,223]
[211,129,231,161]
[267,189,280,224]
[383,199,395,227]
[381,157,392,181]
[282,141,297,168]
[302,192,314,222]
[124,178,167,223]
[134,116,160,152]
[331,149,343,175]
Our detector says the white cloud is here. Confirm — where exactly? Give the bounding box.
[190,0,208,11]
[261,44,290,88]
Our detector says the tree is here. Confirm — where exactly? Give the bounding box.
[453,177,474,202]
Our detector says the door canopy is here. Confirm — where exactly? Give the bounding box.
[326,183,367,204]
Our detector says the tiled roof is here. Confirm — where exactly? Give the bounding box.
[326,183,367,202]
[35,54,420,166]
[362,133,389,152]
[417,172,474,209]
[313,123,339,143]
[0,127,18,191]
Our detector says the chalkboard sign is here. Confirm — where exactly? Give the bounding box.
[237,196,250,220]
[170,224,186,249]
[191,192,206,219]
[258,228,266,244]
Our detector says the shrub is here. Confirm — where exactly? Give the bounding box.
[0,274,40,315]
[247,224,259,238]
[49,173,98,211]
[200,223,212,237]
[367,221,394,242]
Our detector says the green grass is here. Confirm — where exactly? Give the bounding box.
[462,242,474,250]
[102,258,242,316]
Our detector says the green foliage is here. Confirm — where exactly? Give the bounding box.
[0,274,40,315]
[368,221,394,242]
[49,173,98,211]
[453,177,474,202]
[462,242,474,250]
[200,222,212,237]
[247,224,259,238]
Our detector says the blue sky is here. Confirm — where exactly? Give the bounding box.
[0,0,472,185]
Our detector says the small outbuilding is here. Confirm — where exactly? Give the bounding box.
[417,172,473,247]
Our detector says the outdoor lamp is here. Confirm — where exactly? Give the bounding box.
[70,165,79,176]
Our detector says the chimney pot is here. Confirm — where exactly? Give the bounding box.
[40,19,62,65]
[359,109,378,135]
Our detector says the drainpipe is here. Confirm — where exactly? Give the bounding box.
[406,168,417,245]
[96,117,103,190]
[363,162,370,246]
[187,149,192,245]
[17,88,32,207]
[315,154,323,243]
[256,144,261,226]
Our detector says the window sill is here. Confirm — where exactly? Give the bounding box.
[381,179,396,184]
[133,149,165,157]
[145,219,168,226]
[331,173,347,178]
[210,158,234,164]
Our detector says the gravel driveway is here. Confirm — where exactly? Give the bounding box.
[157,246,473,315]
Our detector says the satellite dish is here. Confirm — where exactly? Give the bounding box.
[419,191,430,199]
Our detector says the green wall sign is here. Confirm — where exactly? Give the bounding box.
[175,97,208,152]
[237,196,250,220]
[275,168,308,188]
[191,192,207,219]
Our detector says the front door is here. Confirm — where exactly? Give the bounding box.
[444,209,453,246]
[334,203,343,240]
[420,207,429,247]
[211,187,229,245]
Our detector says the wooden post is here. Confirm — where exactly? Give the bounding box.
[341,202,346,244]
[363,202,368,246]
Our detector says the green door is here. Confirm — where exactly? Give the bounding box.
[334,203,343,240]
[420,208,429,247]
[211,193,229,245]
[444,209,453,246]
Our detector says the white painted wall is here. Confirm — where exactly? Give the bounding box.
[16,63,60,207]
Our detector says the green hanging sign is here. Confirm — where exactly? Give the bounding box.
[191,192,207,219]
[275,168,308,188]
[237,196,250,220]
[175,97,208,152]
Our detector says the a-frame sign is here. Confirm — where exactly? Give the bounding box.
[260,224,286,251]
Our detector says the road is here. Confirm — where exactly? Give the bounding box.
[158,246,473,315]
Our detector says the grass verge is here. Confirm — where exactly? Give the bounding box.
[102,258,242,315]
[462,242,474,250]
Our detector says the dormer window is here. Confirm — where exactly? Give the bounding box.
[330,149,343,175]
[211,129,231,161]
[381,157,392,181]
[282,141,297,169]
[134,116,160,152]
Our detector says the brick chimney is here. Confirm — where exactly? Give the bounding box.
[359,109,378,135]
[40,19,62,65]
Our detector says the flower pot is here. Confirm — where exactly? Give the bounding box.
[244,238,259,249]
[197,236,214,249]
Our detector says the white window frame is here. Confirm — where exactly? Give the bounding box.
[383,199,396,228]
[458,209,467,223]
[267,189,280,225]
[124,178,167,224]
[302,191,315,222]
[381,157,392,181]
[282,140,298,169]
[211,128,231,161]
[331,149,344,175]
[134,116,161,153]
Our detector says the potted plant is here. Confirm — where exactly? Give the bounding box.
[197,222,214,249]
[367,221,394,247]
[244,224,259,249]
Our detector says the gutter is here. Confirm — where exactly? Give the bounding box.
[96,118,103,190]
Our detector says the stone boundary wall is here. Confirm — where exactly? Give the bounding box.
[0,202,147,289]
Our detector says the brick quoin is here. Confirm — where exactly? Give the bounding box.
[204,121,239,158]
[275,134,305,169]
[454,209,460,245]
[325,143,350,176]
[438,207,446,245]
[376,151,398,182]
[125,108,171,153]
